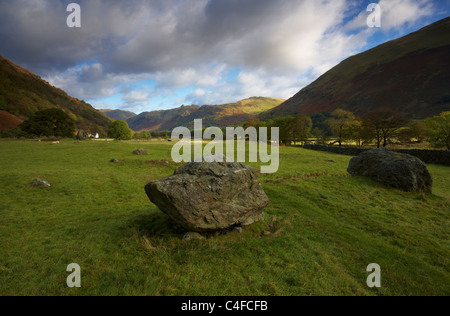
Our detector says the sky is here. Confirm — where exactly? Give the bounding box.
[0,0,448,114]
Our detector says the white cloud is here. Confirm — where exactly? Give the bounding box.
[380,0,434,29]
[1,0,439,112]
[191,89,207,98]
[185,69,309,106]
[123,90,151,106]
[45,62,150,101]
[345,0,435,31]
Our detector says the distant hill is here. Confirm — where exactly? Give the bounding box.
[0,56,112,134]
[127,97,285,131]
[127,105,200,132]
[100,109,137,121]
[263,17,450,120]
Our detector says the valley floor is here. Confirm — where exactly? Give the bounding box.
[0,139,448,296]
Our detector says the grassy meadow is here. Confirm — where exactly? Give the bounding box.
[0,138,449,296]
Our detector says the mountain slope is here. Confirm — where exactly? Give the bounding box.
[128,97,285,131]
[100,109,137,121]
[0,110,23,131]
[0,56,112,133]
[263,17,450,120]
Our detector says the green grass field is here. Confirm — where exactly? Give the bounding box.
[0,139,449,296]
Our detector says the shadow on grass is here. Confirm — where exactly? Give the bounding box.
[125,209,279,243]
[126,211,186,240]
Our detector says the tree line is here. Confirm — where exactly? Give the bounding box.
[2,107,449,150]
[243,108,450,150]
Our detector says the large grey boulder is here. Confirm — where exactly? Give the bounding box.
[145,158,269,232]
[348,148,433,193]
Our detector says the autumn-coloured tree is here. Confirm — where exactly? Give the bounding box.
[285,114,313,145]
[243,118,261,130]
[266,116,294,144]
[326,109,360,146]
[425,112,450,150]
[353,118,375,147]
[398,121,426,144]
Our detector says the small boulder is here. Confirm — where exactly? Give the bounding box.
[145,157,269,232]
[31,179,51,188]
[348,148,433,193]
[234,227,243,234]
[133,148,149,155]
[182,232,205,242]
[110,158,120,163]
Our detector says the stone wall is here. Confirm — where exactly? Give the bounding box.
[303,144,450,166]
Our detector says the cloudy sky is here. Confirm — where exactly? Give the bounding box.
[0,0,448,113]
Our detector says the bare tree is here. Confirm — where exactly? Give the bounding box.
[365,108,410,148]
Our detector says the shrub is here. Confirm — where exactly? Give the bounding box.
[108,120,132,140]
[425,112,450,150]
[20,108,75,138]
